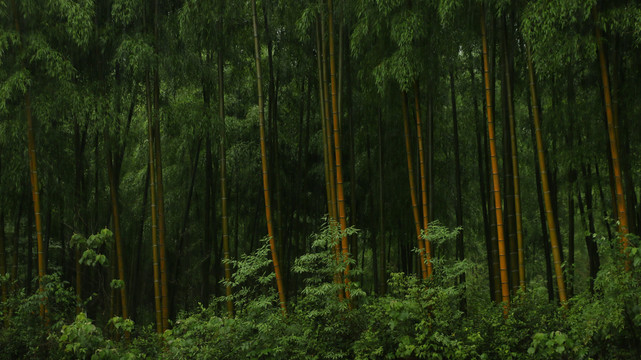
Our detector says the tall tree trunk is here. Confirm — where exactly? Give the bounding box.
[413,82,433,278]
[145,75,163,333]
[502,18,524,291]
[377,110,386,294]
[450,68,465,311]
[251,0,287,313]
[579,165,600,292]
[172,140,201,315]
[316,17,336,223]
[526,44,567,305]
[73,119,87,310]
[594,8,630,252]
[568,178,575,298]
[25,203,31,295]
[218,42,234,317]
[130,165,149,321]
[202,135,216,304]
[153,0,169,330]
[345,28,358,270]
[318,10,343,295]
[327,0,351,298]
[500,42,517,293]
[11,0,46,319]
[106,147,128,320]
[528,98,554,302]
[0,211,6,304]
[401,92,428,279]
[470,57,494,302]
[320,10,338,223]
[480,5,509,308]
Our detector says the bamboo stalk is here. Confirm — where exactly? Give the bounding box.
[594,9,629,253]
[413,82,433,278]
[526,44,567,305]
[251,0,287,313]
[11,0,47,320]
[106,148,129,321]
[480,5,510,308]
[327,0,351,299]
[218,44,234,317]
[401,92,428,280]
[145,75,163,333]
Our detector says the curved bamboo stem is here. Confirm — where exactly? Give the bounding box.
[526,44,567,305]
[251,0,287,313]
[413,83,433,278]
[401,92,428,280]
[594,9,629,252]
[327,0,351,299]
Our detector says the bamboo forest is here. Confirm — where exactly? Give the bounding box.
[1,0,641,358]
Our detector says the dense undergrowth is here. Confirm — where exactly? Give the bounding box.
[1,223,640,359]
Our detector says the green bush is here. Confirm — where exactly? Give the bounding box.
[2,223,640,359]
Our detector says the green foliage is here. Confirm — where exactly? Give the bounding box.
[71,229,113,267]
[2,222,641,359]
[0,273,76,359]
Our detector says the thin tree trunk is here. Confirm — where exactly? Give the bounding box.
[153,0,169,330]
[377,110,386,295]
[578,165,600,292]
[0,211,6,304]
[413,82,433,278]
[318,8,343,296]
[594,8,630,252]
[26,203,31,295]
[594,164,614,240]
[480,5,509,308]
[526,44,567,305]
[172,139,201,315]
[470,57,494,302]
[327,0,351,298]
[202,136,214,303]
[502,19,524,291]
[218,42,234,317]
[450,69,465,311]
[11,0,46,319]
[500,43,517,293]
[106,147,128,320]
[251,0,287,313]
[145,75,162,333]
[568,178,575,298]
[401,92,428,279]
[73,119,87,311]
[130,165,149,321]
[346,28,358,270]
[528,98,554,302]
[315,18,334,221]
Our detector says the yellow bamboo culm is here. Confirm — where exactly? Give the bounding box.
[480,5,510,311]
[594,8,630,261]
[401,92,428,280]
[251,0,288,314]
[525,43,567,306]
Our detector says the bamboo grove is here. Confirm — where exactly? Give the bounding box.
[1,0,640,344]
